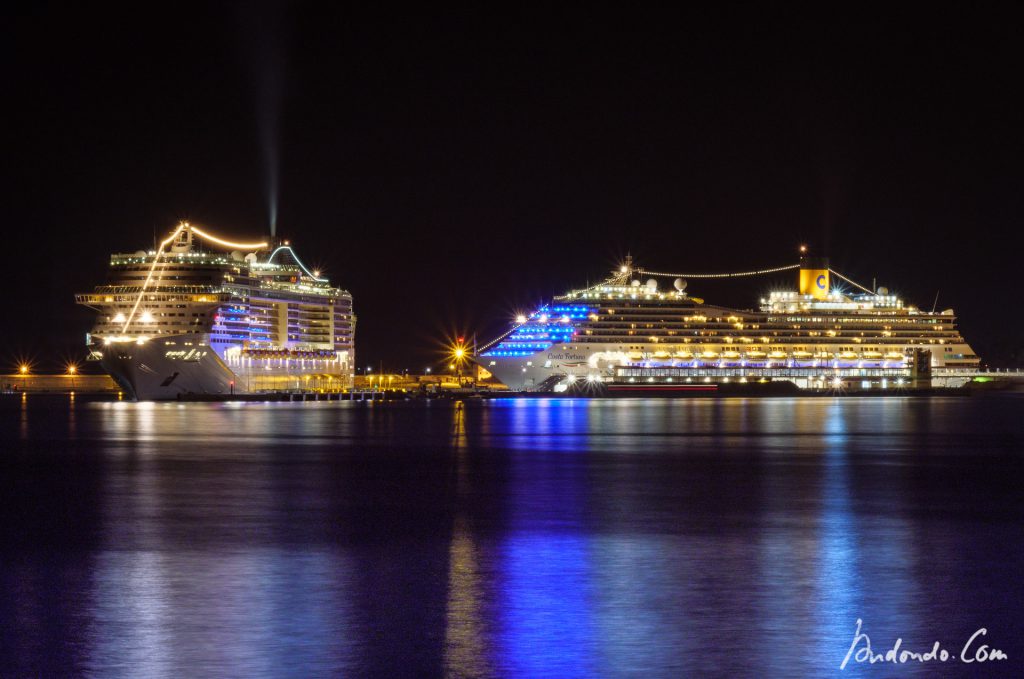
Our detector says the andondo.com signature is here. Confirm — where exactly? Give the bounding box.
[841,618,1008,669]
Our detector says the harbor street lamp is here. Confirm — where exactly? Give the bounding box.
[448,337,471,386]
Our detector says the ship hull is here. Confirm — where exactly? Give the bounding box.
[483,358,551,391]
[481,342,946,392]
[98,335,237,400]
[481,346,608,390]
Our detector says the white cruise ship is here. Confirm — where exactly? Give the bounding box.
[479,254,979,391]
[76,222,354,400]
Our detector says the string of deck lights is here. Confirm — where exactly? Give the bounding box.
[639,263,800,279]
[477,324,519,354]
[121,224,186,332]
[261,245,327,282]
[556,263,802,299]
[188,225,268,251]
[828,268,875,295]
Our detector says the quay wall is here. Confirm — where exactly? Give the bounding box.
[2,374,119,393]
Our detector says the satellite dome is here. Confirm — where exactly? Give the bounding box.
[674,278,687,291]
[877,286,889,295]
[244,253,257,263]
[631,280,641,287]
[646,278,657,289]
[230,250,243,261]
[134,250,146,257]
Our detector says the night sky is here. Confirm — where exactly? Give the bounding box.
[7,5,1023,371]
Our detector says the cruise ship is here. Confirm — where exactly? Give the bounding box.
[479,253,979,391]
[76,222,355,400]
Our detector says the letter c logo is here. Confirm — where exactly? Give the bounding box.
[816,274,826,290]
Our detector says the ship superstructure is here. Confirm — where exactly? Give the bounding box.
[479,254,979,391]
[76,222,354,399]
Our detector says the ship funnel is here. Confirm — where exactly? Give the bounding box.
[169,224,194,253]
[799,255,830,300]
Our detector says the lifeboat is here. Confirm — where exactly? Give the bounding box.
[885,351,904,360]
[793,350,814,359]
[674,350,693,359]
[768,350,787,360]
[700,350,720,360]
[745,350,767,359]
[839,351,857,360]
[722,350,742,361]
[862,351,884,360]
[628,351,644,361]
[654,350,671,359]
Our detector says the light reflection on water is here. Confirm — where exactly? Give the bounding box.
[1,394,1022,676]
[86,549,356,677]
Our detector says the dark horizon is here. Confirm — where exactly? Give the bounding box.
[7,5,1024,372]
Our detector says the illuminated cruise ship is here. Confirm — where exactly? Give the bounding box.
[76,222,355,400]
[479,254,979,391]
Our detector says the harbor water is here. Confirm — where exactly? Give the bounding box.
[1,394,1022,676]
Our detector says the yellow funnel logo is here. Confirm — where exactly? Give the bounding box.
[799,268,830,300]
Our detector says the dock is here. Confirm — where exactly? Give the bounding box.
[177,389,405,402]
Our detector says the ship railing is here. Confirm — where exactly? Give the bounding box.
[84,285,230,295]
[256,281,341,296]
[934,367,1024,376]
[76,293,233,306]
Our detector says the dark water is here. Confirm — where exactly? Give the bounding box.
[1,394,1022,677]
